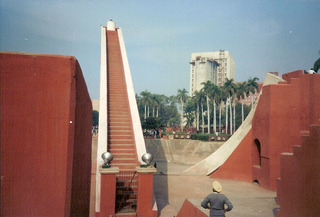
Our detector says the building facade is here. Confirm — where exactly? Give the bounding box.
[189,50,235,96]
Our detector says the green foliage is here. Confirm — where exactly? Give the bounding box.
[313,57,320,73]
[137,92,180,128]
[190,133,210,141]
[184,99,196,128]
[137,76,259,135]
[162,131,186,135]
[92,110,99,126]
[235,102,251,128]
[142,117,164,130]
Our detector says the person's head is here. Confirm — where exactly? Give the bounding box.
[212,181,222,193]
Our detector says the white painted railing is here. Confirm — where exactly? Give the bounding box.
[95,25,108,212]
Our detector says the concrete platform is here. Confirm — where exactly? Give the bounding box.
[154,162,279,217]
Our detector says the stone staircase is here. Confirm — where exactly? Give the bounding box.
[106,29,139,215]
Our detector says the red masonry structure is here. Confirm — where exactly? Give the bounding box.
[1,52,92,217]
[276,125,320,217]
[211,70,320,191]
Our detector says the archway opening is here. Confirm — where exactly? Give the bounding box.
[253,179,260,185]
[253,138,261,166]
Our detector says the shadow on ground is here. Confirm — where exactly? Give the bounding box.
[146,139,279,217]
[145,139,223,216]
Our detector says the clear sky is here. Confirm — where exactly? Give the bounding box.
[1,0,319,99]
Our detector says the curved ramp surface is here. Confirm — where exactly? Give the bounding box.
[184,73,284,175]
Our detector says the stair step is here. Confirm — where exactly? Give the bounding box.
[115,213,137,217]
[109,125,131,128]
[110,149,135,154]
[109,129,132,132]
[108,104,129,107]
[117,187,138,192]
[109,144,135,149]
[113,152,135,155]
[109,122,132,126]
[109,127,132,131]
[116,193,137,200]
[108,114,130,117]
[109,132,133,137]
[109,118,131,122]
[113,158,137,163]
[109,139,134,143]
[109,135,134,140]
[113,153,136,158]
[116,180,138,185]
[109,147,135,151]
[115,198,137,203]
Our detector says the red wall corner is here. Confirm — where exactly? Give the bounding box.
[0,52,92,217]
[177,199,208,217]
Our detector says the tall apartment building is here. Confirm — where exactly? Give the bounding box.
[189,50,235,96]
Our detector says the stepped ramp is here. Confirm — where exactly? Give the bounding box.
[107,27,139,215]
[95,21,150,215]
[184,73,285,175]
[106,29,139,170]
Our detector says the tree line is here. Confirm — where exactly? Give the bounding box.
[137,77,259,136]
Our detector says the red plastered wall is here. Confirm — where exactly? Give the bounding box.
[277,125,320,217]
[177,199,208,217]
[252,81,301,190]
[210,129,253,182]
[1,52,92,217]
[209,70,320,191]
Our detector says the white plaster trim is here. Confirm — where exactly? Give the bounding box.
[99,167,120,174]
[107,20,116,31]
[117,28,147,163]
[95,26,108,212]
[117,27,158,214]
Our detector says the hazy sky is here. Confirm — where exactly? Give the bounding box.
[1,0,319,99]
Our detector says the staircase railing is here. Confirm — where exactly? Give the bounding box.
[116,170,138,213]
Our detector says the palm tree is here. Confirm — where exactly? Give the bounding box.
[200,90,206,134]
[177,88,188,132]
[223,78,236,134]
[217,86,227,133]
[209,84,220,134]
[155,94,166,118]
[192,90,207,133]
[151,94,159,117]
[247,77,259,109]
[192,91,202,133]
[166,95,179,127]
[184,98,196,129]
[202,81,214,134]
[236,82,249,124]
[140,90,151,119]
[168,95,177,107]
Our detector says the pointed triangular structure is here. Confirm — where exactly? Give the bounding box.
[95,20,156,216]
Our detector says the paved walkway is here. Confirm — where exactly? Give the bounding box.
[154,162,279,217]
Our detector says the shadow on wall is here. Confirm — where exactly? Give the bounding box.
[145,139,169,215]
[253,138,261,167]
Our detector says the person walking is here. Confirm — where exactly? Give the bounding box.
[201,181,233,217]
